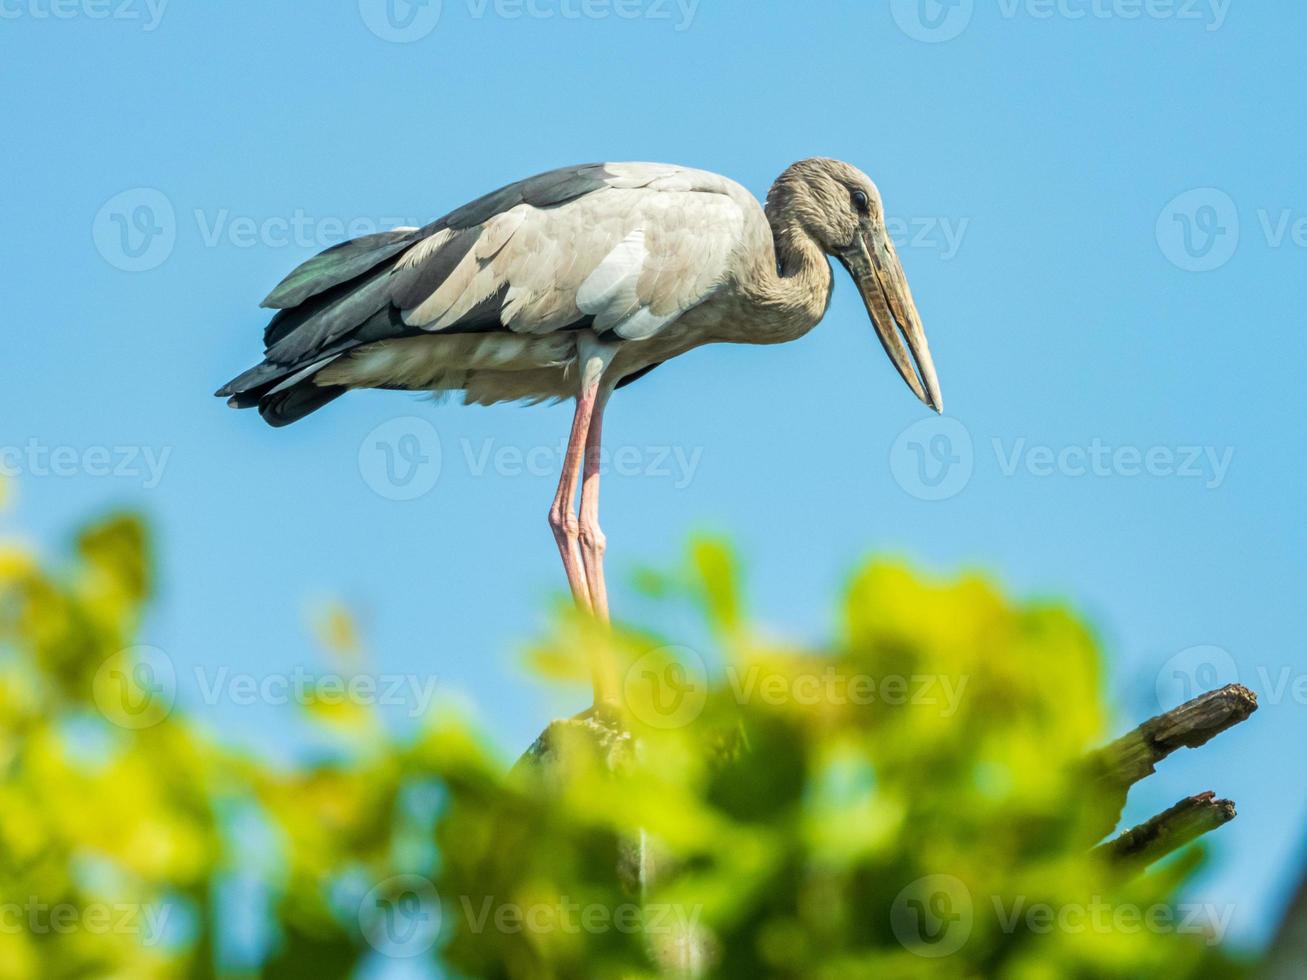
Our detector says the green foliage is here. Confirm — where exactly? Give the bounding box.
[0,496,1251,978]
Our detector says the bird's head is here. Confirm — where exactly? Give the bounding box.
[771,157,942,413]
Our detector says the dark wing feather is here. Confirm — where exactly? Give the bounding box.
[388,228,480,309]
[441,164,607,229]
[261,229,423,310]
[616,361,665,389]
[217,164,613,423]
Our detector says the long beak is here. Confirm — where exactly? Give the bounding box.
[839,232,943,413]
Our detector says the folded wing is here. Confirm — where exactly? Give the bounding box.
[217,162,750,425]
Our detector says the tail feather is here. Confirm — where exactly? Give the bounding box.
[219,227,424,427]
[258,380,347,427]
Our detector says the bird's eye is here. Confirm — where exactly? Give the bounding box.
[852,190,870,214]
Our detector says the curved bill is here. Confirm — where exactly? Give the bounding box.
[838,233,943,413]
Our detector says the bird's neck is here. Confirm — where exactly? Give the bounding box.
[739,205,833,344]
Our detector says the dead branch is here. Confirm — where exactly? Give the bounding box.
[1081,684,1257,841]
[1094,791,1237,867]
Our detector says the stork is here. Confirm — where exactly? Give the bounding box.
[217,158,942,710]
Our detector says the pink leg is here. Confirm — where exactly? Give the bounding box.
[549,385,599,613]
[551,338,619,709]
[579,385,612,623]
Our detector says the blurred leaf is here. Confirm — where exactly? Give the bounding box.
[0,507,1257,979]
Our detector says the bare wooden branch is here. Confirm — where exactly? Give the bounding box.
[1087,684,1258,793]
[1094,792,1237,867]
[1077,684,1256,848]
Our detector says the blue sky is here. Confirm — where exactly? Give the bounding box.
[3,0,1304,960]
